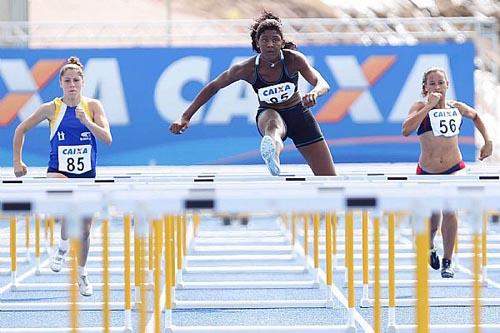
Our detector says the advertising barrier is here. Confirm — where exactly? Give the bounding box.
[0,42,475,166]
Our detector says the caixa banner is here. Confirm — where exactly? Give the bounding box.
[0,43,475,167]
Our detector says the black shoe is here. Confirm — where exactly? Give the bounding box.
[429,247,440,270]
[222,217,231,226]
[240,217,249,226]
[441,258,454,278]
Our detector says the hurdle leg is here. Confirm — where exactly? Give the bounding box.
[313,212,320,284]
[176,214,183,285]
[303,213,309,267]
[35,215,41,274]
[123,214,133,332]
[164,215,173,330]
[388,212,396,327]
[482,213,488,284]
[345,211,356,329]
[325,212,333,306]
[25,215,31,262]
[10,216,17,289]
[415,212,430,333]
[360,210,370,307]
[153,219,163,333]
[373,211,382,333]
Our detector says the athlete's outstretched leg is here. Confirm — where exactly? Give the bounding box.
[257,109,286,175]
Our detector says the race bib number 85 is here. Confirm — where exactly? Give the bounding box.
[258,82,295,104]
[58,145,92,174]
[429,108,462,137]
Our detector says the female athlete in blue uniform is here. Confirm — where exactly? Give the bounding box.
[13,56,112,295]
[170,12,336,176]
[402,67,492,278]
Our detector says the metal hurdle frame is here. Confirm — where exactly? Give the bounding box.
[0,174,500,332]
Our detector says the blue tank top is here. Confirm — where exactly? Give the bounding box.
[48,97,97,174]
[251,51,300,107]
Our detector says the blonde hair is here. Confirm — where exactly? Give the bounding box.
[421,67,448,97]
[59,56,84,79]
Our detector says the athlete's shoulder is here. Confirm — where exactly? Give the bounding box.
[283,49,303,60]
[231,56,256,72]
[83,96,103,108]
[447,100,467,108]
[39,100,57,113]
[227,57,255,80]
[412,100,426,108]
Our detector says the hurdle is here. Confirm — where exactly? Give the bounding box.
[1,170,500,332]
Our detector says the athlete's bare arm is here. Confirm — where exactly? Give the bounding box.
[12,103,54,177]
[170,59,254,134]
[449,100,492,160]
[401,93,441,136]
[289,51,329,107]
[76,99,112,145]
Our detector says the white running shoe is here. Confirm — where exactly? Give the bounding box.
[78,275,94,296]
[50,249,67,272]
[260,135,280,176]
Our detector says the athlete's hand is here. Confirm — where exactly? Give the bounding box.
[479,140,493,161]
[14,161,27,177]
[170,116,190,134]
[75,106,91,126]
[426,92,441,108]
[302,91,318,108]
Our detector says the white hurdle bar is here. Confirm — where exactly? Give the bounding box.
[1,174,500,332]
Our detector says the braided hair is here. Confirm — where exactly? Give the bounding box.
[250,11,297,53]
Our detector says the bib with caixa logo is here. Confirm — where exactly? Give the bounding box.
[428,108,462,137]
[57,145,92,174]
[257,82,296,104]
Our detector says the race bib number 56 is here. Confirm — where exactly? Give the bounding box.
[258,82,295,104]
[58,145,92,174]
[429,108,462,137]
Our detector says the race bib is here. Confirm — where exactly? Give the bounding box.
[258,82,295,104]
[58,145,92,174]
[429,108,462,137]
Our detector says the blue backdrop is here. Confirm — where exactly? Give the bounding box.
[0,42,475,167]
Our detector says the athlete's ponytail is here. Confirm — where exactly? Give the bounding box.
[59,56,84,79]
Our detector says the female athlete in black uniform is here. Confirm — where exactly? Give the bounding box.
[170,11,336,176]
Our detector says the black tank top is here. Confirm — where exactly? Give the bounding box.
[251,51,300,108]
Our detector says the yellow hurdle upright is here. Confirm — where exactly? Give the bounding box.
[361,211,369,305]
[35,215,41,272]
[10,216,17,286]
[303,214,309,257]
[388,212,396,327]
[70,239,80,333]
[313,212,320,283]
[102,218,110,333]
[373,213,381,333]
[415,216,430,333]
[153,219,163,333]
[345,211,355,328]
